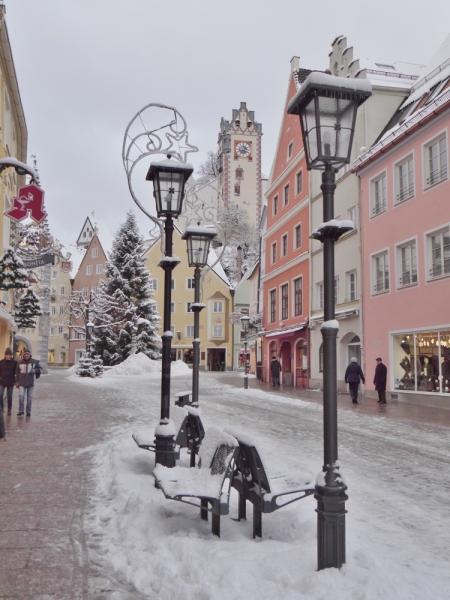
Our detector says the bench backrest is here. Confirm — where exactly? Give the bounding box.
[186,413,205,446]
[171,405,189,447]
[198,427,238,473]
[234,440,272,495]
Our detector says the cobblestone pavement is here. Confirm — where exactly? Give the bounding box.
[1,368,449,599]
[0,369,144,600]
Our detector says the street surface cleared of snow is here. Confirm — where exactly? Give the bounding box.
[73,363,450,599]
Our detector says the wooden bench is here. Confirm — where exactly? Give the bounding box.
[225,427,315,538]
[154,427,239,537]
[132,405,189,459]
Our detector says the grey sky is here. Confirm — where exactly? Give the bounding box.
[6,0,450,244]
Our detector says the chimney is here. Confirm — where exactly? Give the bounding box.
[237,246,243,283]
[290,56,300,73]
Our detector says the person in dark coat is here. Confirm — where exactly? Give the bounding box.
[270,355,282,386]
[0,348,17,416]
[344,356,365,404]
[15,350,41,417]
[374,357,387,403]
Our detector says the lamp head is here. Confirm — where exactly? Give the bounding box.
[146,154,194,218]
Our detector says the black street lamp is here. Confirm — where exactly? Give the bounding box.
[240,315,250,389]
[181,225,217,405]
[147,155,194,468]
[288,71,371,570]
[86,321,94,355]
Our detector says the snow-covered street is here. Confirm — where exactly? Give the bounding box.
[76,358,450,599]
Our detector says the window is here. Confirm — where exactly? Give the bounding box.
[186,302,193,313]
[95,264,103,274]
[51,305,56,316]
[371,173,387,216]
[317,282,324,309]
[51,270,57,280]
[171,302,175,314]
[51,287,56,295]
[213,326,223,337]
[186,325,194,338]
[270,290,276,323]
[319,343,323,373]
[170,325,175,335]
[58,326,63,336]
[283,184,289,206]
[92,248,98,258]
[50,327,55,337]
[396,156,414,203]
[171,279,175,290]
[347,271,357,301]
[213,301,223,313]
[281,234,287,257]
[236,168,244,179]
[287,142,293,159]
[348,334,361,364]
[294,277,302,316]
[373,252,389,293]
[294,224,302,249]
[398,241,417,286]
[59,304,64,315]
[296,170,303,195]
[92,286,98,294]
[234,182,240,196]
[74,330,82,340]
[426,135,447,186]
[187,278,195,289]
[347,206,356,227]
[334,277,339,305]
[429,229,450,278]
[149,279,157,291]
[273,195,278,216]
[281,284,288,320]
[60,285,65,295]
[82,287,88,298]
[86,265,93,275]
[271,242,277,264]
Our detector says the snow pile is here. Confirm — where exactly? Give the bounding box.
[103,353,191,378]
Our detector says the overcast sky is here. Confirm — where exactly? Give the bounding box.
[6,0,450,244]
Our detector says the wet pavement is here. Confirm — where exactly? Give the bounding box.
[1,367,449,599]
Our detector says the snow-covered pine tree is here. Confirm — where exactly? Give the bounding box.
[0,247,29,291]
[100,211,161,361]
[15,288,42,329]
[76,353,94,377]
[91,354,104,377]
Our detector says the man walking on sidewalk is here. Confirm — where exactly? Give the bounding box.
[15,350,41,417]
[270,355,282,387]
[374,357,387,404]
[0,348,17,416]
[344,356,365,404]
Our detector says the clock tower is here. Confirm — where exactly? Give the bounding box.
[217,102,263,226]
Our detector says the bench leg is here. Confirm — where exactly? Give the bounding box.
[238,492,246,521]
[201,498,208,521]
[253,504,262,539]
[212,513,220,538]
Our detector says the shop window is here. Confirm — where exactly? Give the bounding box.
[371,172,387,216]
[396,156,414,203]
[281,284,288,320]
[294,277,302,316]
[425,134,447,187]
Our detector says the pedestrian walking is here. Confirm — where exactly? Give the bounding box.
[344,356,365,404]
[270,355,282,386]
[15,350,41,417]
[0,348,17,416]
[374,357,387,404]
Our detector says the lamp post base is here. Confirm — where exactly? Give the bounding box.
[154,419,177,468]
[315,481,348,570]
[244,375,248,389]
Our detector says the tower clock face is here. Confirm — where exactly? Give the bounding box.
[235,142,252,158]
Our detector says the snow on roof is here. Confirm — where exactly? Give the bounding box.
[61,244,86,278]
[207,247,229,286]
[356,57,426,89]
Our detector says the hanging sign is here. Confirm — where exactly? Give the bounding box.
[5,183,47,224]
[61,261,72,273]
[22,253,55,269]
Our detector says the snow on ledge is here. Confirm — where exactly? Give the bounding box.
[312,219,354,235]
[321,319,339,330]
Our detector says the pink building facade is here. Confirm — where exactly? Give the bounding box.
[355,60,450,406]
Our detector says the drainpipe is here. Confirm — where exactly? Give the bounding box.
[230,287,235,371]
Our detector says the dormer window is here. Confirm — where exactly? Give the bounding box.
[376,63,396,70]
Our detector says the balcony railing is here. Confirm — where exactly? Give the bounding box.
[372,200,386,216]
[399,270,418,286]
[430,261,450,278]
[427,165,447,187]
[373,280,389,293]
[397,183,414,203]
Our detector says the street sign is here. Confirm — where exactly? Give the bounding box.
[22,253,55,269]
[5,183,47,224]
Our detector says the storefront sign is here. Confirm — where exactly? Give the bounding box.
[5,183,47,224]
[22,253,55,269]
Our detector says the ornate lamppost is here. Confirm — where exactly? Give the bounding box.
[288,71,371,570]
[240,315,250,389]
[181,225,217,407]
[146,156,193,468]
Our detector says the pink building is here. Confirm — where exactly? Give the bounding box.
[354,35,450,407]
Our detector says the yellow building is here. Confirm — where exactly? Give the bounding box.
[0,10,29,351]
[144,226,233,370]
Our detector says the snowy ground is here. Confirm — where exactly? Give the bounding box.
[72,359,450,599]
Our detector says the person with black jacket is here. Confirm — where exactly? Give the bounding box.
[270,356,282,386]
[374,357,387,404]
[15,350,41,417]
[0,348,17,416]
[344,357,365,404]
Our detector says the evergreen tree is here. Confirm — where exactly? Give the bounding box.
[91,354,104,377]
[96,211,161,362]
[76,353,94,377]
[15,288,42,329]
[0,247,29,291]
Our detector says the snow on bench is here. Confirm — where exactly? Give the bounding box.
[225,426,315,538]
[154,427,239,537]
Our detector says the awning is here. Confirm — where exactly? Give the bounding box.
[264,322,308,338]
